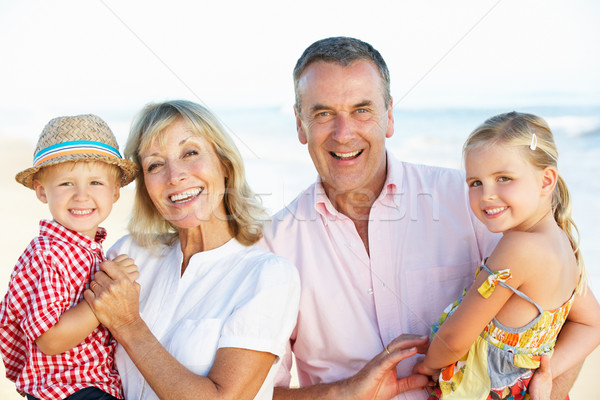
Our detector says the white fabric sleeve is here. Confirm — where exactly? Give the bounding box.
[218,255,300,359]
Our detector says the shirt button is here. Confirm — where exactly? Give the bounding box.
[367,288,374,295]
[90,243,97,250]
[388,331,395,339]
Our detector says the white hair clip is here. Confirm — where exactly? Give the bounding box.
[530,133,537,151]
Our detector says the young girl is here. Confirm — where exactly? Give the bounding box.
[414,111,600,399]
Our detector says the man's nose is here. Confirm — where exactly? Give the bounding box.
[333,113,354,142]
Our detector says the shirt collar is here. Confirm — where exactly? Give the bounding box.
[39,219,106,252]
[313,150,403,223]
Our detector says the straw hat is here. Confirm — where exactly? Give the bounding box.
[16,114,139,189]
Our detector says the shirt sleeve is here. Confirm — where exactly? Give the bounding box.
[273,329,295,387]
[470,209,501,260]
[218,255,300,359]
[20,250,73,341]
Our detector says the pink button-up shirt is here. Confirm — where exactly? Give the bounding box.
[261,152,498,400]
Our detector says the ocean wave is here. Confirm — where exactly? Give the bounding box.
[546,115,600,137]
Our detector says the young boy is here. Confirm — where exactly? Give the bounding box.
[0,114,139,400]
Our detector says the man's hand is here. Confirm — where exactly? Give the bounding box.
[529,355,552,400]
[340,335,431,400]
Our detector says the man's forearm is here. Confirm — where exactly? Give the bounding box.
[551,361,582,400]
[273,382,343,400]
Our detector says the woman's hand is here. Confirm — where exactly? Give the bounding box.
[108,253,140,282]
[84,257,142,334]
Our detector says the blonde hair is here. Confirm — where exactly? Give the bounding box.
[463,111,587,292]
[34,160,123,186]
[125,100,267,248]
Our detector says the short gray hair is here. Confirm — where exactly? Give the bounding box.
[293,37,391,112]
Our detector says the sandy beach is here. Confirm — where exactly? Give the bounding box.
[0,135,598,399]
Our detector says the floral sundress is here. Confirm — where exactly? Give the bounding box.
[428,262,576,400]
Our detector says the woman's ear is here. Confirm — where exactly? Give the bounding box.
[33,180,48,204]
[541,166,558,196]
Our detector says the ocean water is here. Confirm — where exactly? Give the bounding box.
[4,105,599,294]
[216,105,600,295]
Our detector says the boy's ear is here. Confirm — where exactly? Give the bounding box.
[113,185,121,203]
[541,166,558,196]
[33,180,48,204]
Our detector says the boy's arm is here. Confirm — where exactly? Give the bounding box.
[35,254,139,355]
[35,300,100,355]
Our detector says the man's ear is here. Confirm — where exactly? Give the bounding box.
[295,106,307,145]
[385,98,394,139]
[33,180,48,204]
[541,166,558,196]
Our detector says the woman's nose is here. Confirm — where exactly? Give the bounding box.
[167,161,187,185]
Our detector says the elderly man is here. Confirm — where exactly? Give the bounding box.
[262,36,580,400]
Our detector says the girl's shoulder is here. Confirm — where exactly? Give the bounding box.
[487,231,554,280]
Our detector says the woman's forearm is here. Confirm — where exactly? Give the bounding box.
[113,316,275,400]
[112,317,214,400]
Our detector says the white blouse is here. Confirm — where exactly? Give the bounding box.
[108,236,300,400]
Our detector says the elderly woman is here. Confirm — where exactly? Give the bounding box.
[84,100,300,400]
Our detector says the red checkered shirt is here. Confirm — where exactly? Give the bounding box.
[0,219,122,400]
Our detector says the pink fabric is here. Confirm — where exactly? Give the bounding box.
[261,152,498,400]
[0,220,122,400]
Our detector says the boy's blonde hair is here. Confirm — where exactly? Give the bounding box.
[464,111,587,292]
[125,100,268,248]
[33,160,122,186]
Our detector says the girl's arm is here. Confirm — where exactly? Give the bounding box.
[35,255,138,355]
[423,233,533,370]
[84,258,280,400]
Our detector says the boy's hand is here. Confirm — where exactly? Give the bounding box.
[106,254,139,282]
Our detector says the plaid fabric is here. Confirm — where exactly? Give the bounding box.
[0,220,122,399]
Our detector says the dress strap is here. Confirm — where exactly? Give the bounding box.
[479,263,544,315]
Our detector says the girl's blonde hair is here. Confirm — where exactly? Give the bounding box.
[124,100,268,248]
[463,111,586,292]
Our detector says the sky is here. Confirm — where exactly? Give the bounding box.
[0,0,599,142]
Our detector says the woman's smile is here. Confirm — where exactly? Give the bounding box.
[169,187,204,204]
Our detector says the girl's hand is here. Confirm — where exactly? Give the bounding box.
[412,360,439,380]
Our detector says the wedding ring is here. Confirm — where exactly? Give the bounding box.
[91,281,99,291]
[385,345,391,355]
